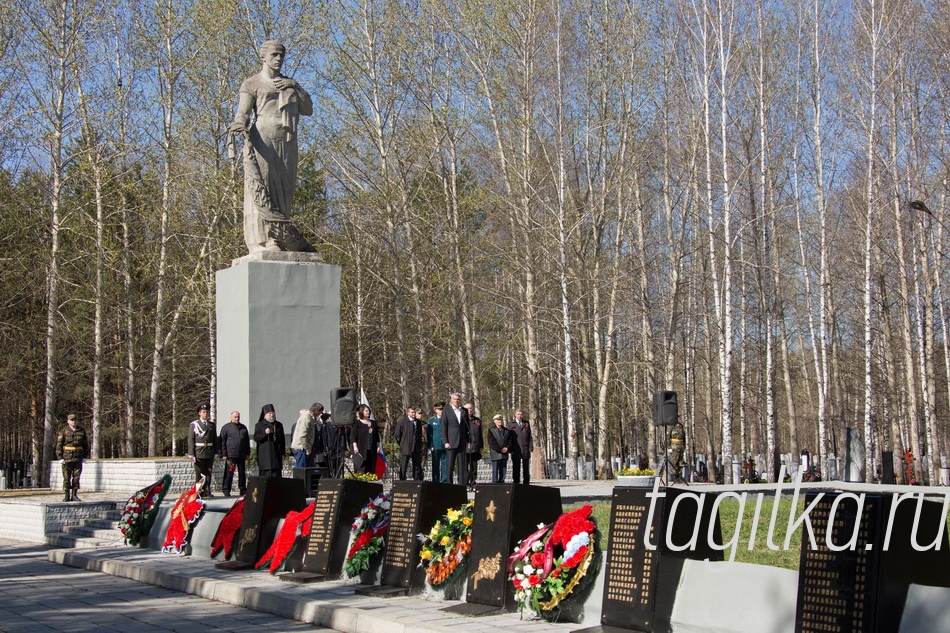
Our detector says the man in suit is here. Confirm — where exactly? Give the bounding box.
[440,392,471,485]
[508,408,533,484]
[395,406,427,480]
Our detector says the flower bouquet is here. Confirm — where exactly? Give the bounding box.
[343,490,391,578]
[508,504,599,621]
[345,472,380,483]
[118,474,172,546]
[617,466,655,476]
[417,500,474,588]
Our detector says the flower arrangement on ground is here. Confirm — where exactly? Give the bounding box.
[162,476,206,554]
[508,504,599,621]
[209,496,245,559]
[345,472,380,482]
[343,490,391,578]
[417,500,474,588]
[256,501,315,573]
[118,474,172,546]
[617,466,655,477]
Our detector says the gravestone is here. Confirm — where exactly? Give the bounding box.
[577,486,723,633]
[446,484,562,615]
[356,480,467,597]
[795,492,950,632]
[881,452,895,484]
[216,476,306,570]
[280,478,382,583]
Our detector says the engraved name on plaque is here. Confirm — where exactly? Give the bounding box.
[383,489,419,575]
[304,487,340,567]
[795,493,881,633]
[602,489,662,631]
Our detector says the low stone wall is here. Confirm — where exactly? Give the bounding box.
[0,498,116,544]
[48,458,292,495]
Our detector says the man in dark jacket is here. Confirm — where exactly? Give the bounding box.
[219,410,251,496]
[440,392,471,485]
[254,404,286,478]
[507,408,533,484]
[56,414,89,501]
[188,403,218,496]
[465,404,483,490]
[487,414,513,483]
[394,406,427,480]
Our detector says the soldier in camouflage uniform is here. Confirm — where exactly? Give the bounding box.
[55,414,89,502]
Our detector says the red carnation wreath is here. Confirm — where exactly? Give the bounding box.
[508,504,599,620]
[209,496,245,559]
[256,501,316,574]
[162,477,206,554]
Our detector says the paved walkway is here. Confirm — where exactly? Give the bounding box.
[0,539,338,632]
[47,543,581,633]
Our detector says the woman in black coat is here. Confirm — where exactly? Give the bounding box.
[350,404,381,475]
[254,403,286,478]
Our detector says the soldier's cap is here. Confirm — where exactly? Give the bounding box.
[434,401,445,409]
[67,413,77,421]
[197,403,210,412]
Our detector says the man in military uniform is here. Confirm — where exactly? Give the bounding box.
[669,422,686,483]
[427,401,447,483]
[188,403,218,496]
[56,413,89,502]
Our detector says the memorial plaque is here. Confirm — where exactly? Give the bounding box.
[795,492,950,633]
[231,476,307,564]
[300,478,383,576]
[599,487,664,632]
[373,481,467,592]
[584,486,722,633]
[460,484,562,613]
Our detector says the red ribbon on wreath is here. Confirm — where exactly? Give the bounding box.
[162,477,206,554]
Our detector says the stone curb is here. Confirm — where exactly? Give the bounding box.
[48,547,566,633]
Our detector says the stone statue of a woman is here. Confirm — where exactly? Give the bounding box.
[229,40,316,254]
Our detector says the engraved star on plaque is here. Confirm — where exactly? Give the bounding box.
[252,487,259,503]
[485,499,496,521]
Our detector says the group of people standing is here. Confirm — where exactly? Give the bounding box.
[187,402,348,497]
[393,393,534,489]
[184,394,534,497]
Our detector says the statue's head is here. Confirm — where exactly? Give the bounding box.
[259,40,286,59]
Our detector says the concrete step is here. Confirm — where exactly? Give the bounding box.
[99,509,122,521]
[46,532,122,549]
[83,518,120,530]
[64,525,122,540]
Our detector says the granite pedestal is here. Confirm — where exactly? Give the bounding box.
[216,254,340,433]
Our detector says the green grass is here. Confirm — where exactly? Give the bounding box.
[715,496,803,569]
